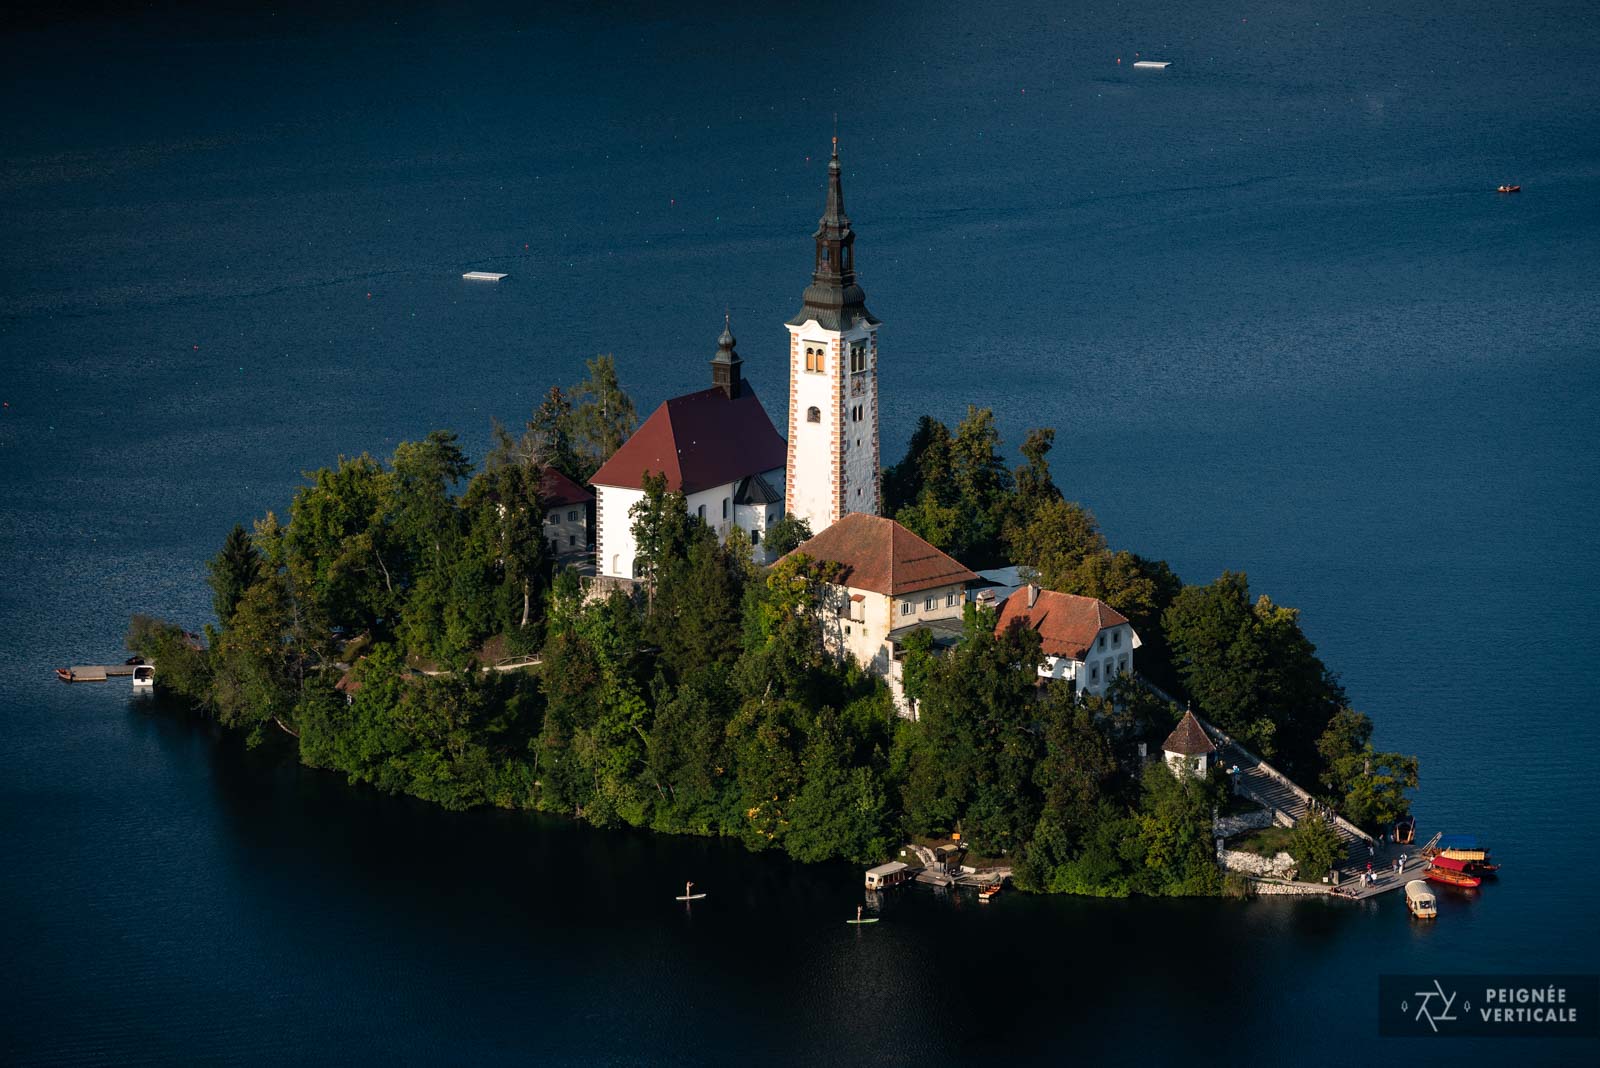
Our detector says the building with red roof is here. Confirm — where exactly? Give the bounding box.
[993,584,1141,697]
[784,513,978,716]
[540,466,594,562]
[591,317,788,579]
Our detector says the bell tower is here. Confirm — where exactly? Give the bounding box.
[785,137,880,534]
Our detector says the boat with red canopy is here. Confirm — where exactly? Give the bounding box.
[1426,856,1482,888]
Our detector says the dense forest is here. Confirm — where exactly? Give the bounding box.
[133,363,1418,897]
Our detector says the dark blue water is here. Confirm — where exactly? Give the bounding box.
[3,2,1597,1062]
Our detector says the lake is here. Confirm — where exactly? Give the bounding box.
[3,1,1598,1062]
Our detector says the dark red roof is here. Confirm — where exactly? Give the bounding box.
[590,386,786,494]
[1162,710,1216,756]
[785,513,977,597]
[540,465,594,507]
[994,587,1130,661]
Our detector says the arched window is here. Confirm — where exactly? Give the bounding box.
[805,348,815,372]
[807,406,821,423]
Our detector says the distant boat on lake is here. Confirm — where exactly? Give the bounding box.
[1497,184,1521,193]
[462,271,508,281]
[1133,60,1171,69]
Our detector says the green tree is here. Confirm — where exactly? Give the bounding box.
[210,573,299,740]
[1316,707,1418,829]
[1062,550,1183,687]
[1133,762,1223,896]
[208,524,263,626]
[880,415,952,515]
[1162,572,1344,775]
[629,472,692,595]
[894,406,1014,565]
[1011,498,1107,590]
[726,694,804,849]
[762,513,813,558]
[1288,814,1345,880]
[569,354,637,479]
[285,454,396,634]
[902,605,1043,854]
[651,529,744,679]
[126,614,212,705]
[786,708,892,864]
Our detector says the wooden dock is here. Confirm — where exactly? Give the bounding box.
[56,662,147,682]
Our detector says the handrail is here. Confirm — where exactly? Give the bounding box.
[1199,713,1374,846]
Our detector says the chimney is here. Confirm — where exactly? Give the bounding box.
[1027,583,1039,609]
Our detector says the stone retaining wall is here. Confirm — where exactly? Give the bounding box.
[1219,847,1297,880]
[1214,809,1274,838]
[1250,880,1329,896]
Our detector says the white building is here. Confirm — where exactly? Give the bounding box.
[784,137,881,534]
[590,318,787,580]
[1161,710,1216,777]
[786,512,977,716]
[992,585,1141,697]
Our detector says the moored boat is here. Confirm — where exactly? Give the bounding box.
[1426,860,1482,888]
[1405,879,1437,919]
[978,882,1002,902]
[54,668,73,683]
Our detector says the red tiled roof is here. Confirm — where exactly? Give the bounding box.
[785,513,978,597]
[540,465,594,507]
[590,386,786,494]
[1162,710,1216,756]
[994,587,1130,662]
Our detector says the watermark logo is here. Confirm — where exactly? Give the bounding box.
[1380,975,1597,1037]
[1406,978,1466,1032]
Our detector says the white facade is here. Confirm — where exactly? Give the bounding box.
[1035,621,1139,697]
[1165,749,1213,778]
[815,578,966,715]
[785,318,879,534]
[594,471,785,580]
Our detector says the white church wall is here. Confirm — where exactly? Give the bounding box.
[594,484,646,579]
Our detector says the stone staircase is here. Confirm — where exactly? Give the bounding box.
[1205,722,1373,882]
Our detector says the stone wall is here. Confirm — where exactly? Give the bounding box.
[1218,847,1297,880]
[1214,809,1274,839]
[1250,880,1329,896]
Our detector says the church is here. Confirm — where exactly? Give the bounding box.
[591,137,882,579]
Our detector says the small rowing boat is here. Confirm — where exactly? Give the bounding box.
[1497,184,1521,194]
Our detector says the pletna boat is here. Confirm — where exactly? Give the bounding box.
[978,882,1002,902]
[1405,879,1437,919]
[1426,858,1482,888]
[1497,184,1521,193]
[54,668,73,683]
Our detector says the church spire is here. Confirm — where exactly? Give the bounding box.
[709,311,743,399]
[787,136,878,331]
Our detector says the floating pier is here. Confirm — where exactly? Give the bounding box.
[55,662,154,685]
[462,271,508,282]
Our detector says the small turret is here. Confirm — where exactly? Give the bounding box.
[710,312,743,399]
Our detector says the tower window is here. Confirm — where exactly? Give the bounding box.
[807,406,821,423]
[850,344,866,373]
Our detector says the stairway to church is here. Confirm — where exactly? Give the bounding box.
[1211,733,1371,881]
